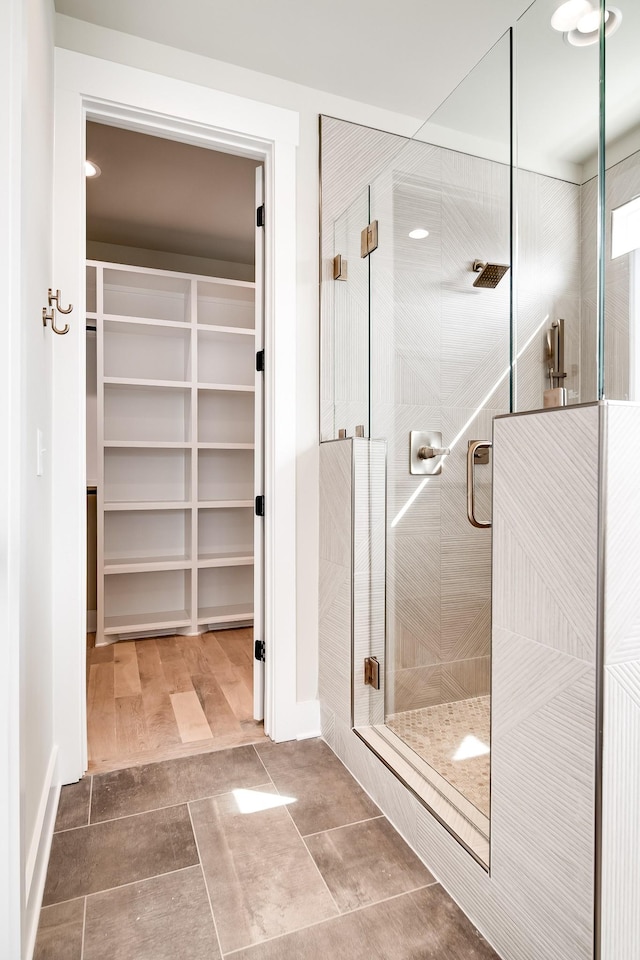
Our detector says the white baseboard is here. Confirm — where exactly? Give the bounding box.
[296,700,321,740]
[24,746,60,960]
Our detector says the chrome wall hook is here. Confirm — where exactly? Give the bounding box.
[43,287,72,335]
[48,288,73,315]
[51,314,70,335]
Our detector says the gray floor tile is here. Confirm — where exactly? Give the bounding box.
[33,898,84,960]
[229,885,500,960]
[190,786,338,953]
[43,805,198,905]
[305,817,435,911]
[254,739,380,835]
[83,866,220,960]
[55,778,92,832]
[90,745,266,822]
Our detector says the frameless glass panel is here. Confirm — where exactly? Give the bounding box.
[332,190,371,438]
[513,0,600,410]
[361,31,512,865]
[604,0,640,399]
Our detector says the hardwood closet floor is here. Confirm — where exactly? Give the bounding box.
[86,628,265,774]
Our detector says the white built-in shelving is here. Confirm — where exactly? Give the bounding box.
[90,260,259,644]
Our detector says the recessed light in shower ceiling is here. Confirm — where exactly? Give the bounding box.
[409,228,430,239]
[551,1,622,46]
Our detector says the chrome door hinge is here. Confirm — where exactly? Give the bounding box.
[257,204,265,227]
[255,639,265,661]
[360,220,379,258]
[364,656,380,689]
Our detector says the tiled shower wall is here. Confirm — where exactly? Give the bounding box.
[368,140,509,713]
[321,116,585,715]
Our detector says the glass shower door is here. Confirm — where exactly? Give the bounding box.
[363,31,512,863]
[331,189,371,440]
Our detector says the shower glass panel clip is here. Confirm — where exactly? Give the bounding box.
[333,254,348,281]
[410,431,450,476]
[364,657,380,690]
[360,220,379,258]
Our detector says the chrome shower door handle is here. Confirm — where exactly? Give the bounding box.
[467,440,492,529]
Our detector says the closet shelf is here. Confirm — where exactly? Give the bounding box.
[196,324,255,337]
[104,441,192,449]
[197,603,254,626]
[197,552,254,568]
[105,555,191,574]
[104,501,193,512]
[92,258,257,645]
[103,314,190,331]
[197,383,255,393]
[197,442,254,451]
[104,609,191,635]
[198,500,253,509]
[105,377,191,390]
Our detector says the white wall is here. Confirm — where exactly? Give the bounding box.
[55,13,422,702]
[1,0,57,955]
[0,1,26,954]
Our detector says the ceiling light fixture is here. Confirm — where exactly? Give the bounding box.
[85,160,101,178]
[551,1,623,46]
[409,228,430,240]
[565,5,622,45]
[550,0,592,32]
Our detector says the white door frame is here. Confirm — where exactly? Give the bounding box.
[53,49,300,783]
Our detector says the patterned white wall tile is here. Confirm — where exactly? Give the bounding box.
[492,407,599,661]
[603,404,640,664]
[353,438,387,727]
[600,660,640,960]
[319,441,352,724]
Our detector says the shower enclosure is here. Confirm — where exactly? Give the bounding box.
[320,0,639,875]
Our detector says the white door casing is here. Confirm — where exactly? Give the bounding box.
[254,165,265,722]
[53,49,300,781]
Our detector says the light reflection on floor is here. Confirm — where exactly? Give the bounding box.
[386,696,490,816]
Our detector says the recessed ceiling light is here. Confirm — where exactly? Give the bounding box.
[565,5,621,45]
[85,160,101,178]
[409,228,430,240]
[550,0,592,32]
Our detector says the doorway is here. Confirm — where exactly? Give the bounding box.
[53,52,300,785]
[84,122,266,773]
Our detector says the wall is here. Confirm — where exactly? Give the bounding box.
[319,404,601,960]
[0,1,25,954]
[54,13,423,704]
[0,0,58,955]
[321,117,594,716]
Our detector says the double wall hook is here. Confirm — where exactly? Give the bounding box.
[43,288,73,335]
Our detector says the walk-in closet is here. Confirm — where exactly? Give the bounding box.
[85,122,265,772]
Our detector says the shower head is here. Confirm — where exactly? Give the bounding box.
[472,260,510,289]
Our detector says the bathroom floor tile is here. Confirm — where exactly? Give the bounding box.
[190,786,338,952]
[83,866,220,960]
[90,744,266,821]
[33,898,84,960]
[254,738,380,835]
[43,805,198,905]
[229,884,500,960]
[54,778,92,832]
[305,816,435,911]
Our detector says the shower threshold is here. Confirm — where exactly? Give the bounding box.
[355,698,490,867]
